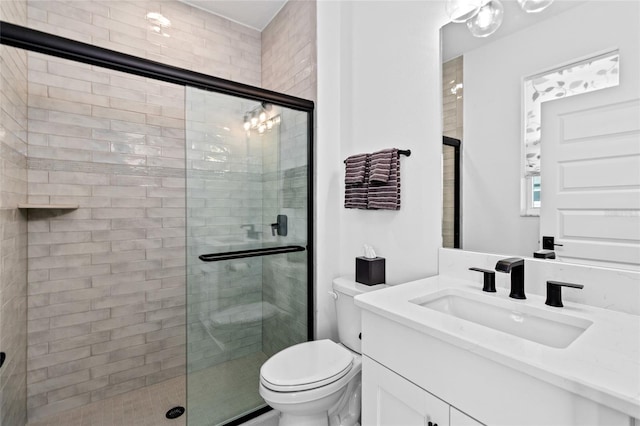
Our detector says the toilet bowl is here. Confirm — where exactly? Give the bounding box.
[259,340,361,426]
[259,278,387,426]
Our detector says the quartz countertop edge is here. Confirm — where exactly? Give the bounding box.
[354,275,640,419]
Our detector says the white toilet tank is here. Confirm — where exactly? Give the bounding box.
[332,277,387,354]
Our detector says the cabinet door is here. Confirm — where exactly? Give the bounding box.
[450,407,484,426]
[363,356,449,426]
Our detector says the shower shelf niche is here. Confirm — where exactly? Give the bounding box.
[18,203,79,209]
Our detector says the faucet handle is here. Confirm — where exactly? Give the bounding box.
[545,280,584,307]
[469,267,496,293]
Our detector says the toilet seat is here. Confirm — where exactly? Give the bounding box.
[260,340,353,392]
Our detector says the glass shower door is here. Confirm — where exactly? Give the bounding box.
[185,88,310,425]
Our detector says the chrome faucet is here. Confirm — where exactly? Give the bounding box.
[495,257,526,299]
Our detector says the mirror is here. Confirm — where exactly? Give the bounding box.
[441,0,640,267]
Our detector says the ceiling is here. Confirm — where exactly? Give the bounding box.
[179,0,288,31]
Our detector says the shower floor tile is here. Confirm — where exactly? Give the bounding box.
[27,376,186,426]
[187,351,270,426]
[26,351,271,426]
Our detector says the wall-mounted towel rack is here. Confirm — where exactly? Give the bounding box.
[343,149,411,163]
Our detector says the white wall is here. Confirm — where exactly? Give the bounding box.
[463,1,640,257]
[316,0,449,339]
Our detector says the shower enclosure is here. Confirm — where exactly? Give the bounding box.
[1,21,313,426]
[185,90,311,425]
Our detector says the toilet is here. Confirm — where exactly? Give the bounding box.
[259,278,387,426]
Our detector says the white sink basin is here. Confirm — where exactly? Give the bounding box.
[411,288,593,348]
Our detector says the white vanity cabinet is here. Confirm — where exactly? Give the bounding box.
[359,309,634,426]
[363,355,483,426]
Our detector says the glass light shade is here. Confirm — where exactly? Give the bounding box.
[250,111,258,126]
[258,124,266,134]
[259,110,267,122]
[446,0,483,23]
[266,119,273,130]
[517,0,554,13]
[466,0,504,38]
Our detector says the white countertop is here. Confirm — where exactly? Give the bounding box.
[355,275,640,419]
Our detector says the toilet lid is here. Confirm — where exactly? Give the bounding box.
[260,340,353,392]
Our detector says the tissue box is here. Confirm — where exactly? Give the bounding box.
[356,257,385,285]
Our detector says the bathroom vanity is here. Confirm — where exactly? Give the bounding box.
[356,272,640,426]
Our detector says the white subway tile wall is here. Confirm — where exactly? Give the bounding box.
[262,0,317,102]
[27,0,262,86]
[261,108,309,357]
[0,0,29,424]
[185,90,266,376]
[23,0,262,420]
[261,0,316,357]
[25,54,188,421]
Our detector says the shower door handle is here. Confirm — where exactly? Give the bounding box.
[199,245,304,262]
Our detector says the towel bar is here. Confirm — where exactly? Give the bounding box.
[199,245,305,262]
[343,149,410,163]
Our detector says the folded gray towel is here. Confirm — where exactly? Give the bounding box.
[368,149,400,210]
[344,153,368,184]
[345,153,369,209]
[369,148,394,183]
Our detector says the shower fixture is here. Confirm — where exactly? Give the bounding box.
[243,102,281,134]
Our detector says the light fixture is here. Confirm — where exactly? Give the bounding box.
[242,102,280,135]
[448,0,554,38]
[446,0,483,23]
[517,0,554,13]
[466,0,504,38]
[146,12,171,37]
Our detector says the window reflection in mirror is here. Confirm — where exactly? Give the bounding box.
[522,50,620,214]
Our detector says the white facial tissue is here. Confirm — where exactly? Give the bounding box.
[363,244,377,259]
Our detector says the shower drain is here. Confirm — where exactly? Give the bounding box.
[166,406,186,420]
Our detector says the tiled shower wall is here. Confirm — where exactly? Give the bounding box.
[262,0,317,102]
[25,54,189,420]
[26,1,261,83]
[0,0,29,423]
[261,107,310,357]
[261,0,316,356]
[24,0,262,420]
[185,91,266,372]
